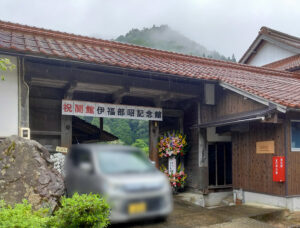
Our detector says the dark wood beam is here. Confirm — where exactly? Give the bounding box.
[25,61,202,96]
[112,86,130,104]
[64,81,77,99]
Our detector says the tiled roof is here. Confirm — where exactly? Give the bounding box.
[263,55,300,71]
[1,21,300,109]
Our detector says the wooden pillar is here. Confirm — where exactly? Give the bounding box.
[149,121,159,168]
[61,83,75,148]
[179,116,184,169]
[99,117,103,141]
[197,102,209,189]
[100,117,103,130]
[61,115,72,147]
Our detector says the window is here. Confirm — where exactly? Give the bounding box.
[291,121,300,151]
[97,150,155,174]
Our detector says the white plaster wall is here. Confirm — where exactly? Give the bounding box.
[0,55,18,137]
[248,42,295,66]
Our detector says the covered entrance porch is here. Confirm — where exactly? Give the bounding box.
[23,57,204,166]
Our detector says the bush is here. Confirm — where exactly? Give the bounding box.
[0,200,50,228]
[0,193,110,228]
[50,192,110,228]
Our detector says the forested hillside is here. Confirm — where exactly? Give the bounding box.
[87,117,149,155]
[116,25,236,62]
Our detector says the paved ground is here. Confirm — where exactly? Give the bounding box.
[111,196,284,228]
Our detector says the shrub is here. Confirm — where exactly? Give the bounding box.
[50,192,110,228]
[0,200,50,228]
[0,193,110,228]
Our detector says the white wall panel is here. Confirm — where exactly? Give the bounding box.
[0,55,18,137]
[248,42,295,66]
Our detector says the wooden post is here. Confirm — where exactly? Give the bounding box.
[99,117,103,141]
[61,82,75,148]
[61,115,72,147]
[179,116,184,170]
[149,121,159,168]
[100,117,103,130]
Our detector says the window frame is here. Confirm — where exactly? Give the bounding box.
[291,120,300,152]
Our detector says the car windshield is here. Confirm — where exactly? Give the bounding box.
[97,150,156,174]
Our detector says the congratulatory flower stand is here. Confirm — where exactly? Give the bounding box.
[158,131,187,192]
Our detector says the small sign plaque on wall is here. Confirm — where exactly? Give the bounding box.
[56,146,68,154]
[256,141,275,154]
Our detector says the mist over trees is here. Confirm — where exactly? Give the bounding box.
[116,25,236,62]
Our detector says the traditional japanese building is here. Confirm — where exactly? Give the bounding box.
[239,26,300,72]
[0,21,300,210]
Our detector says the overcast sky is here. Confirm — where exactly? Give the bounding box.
[2,0,300,59]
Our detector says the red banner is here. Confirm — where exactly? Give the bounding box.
[273,156,285,182]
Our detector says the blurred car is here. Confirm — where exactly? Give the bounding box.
[64,144,173,223]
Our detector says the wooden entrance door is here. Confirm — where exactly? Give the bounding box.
[208,142,232,188]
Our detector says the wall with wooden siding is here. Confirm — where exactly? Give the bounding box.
[184,103,200,188]
[183,102,209,190]
[29,87,62,149]
[201,88,265,123]
[200,86,291,195]
[287,112,300,196]
[232,122,286,196]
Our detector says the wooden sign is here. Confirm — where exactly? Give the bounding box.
[256,141,274,154]
[56,146,68,154]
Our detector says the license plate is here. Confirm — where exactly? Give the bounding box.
[128,202,147,214]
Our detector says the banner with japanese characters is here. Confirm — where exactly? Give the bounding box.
[62,100,163,121]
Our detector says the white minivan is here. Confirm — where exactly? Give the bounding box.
[64,144,173,223]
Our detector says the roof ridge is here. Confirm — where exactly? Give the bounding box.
[239,26,300,63]
[0,20,297,79]
[260,26,300,43]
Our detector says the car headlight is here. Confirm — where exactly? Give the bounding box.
[102,180,123,195]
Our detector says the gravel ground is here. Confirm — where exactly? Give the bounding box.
[111,195,285,228]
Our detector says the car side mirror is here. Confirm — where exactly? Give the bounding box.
[79,162,93,173]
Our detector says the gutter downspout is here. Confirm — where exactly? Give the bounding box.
[18,57,30,133]
[284,119,289,197]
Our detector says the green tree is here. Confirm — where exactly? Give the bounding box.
[115,25,230,61]
[231,54,236,62]
[0,58,15,80]
[104,119,133,145]
[83,117,149,156]
[132,139,149,156]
